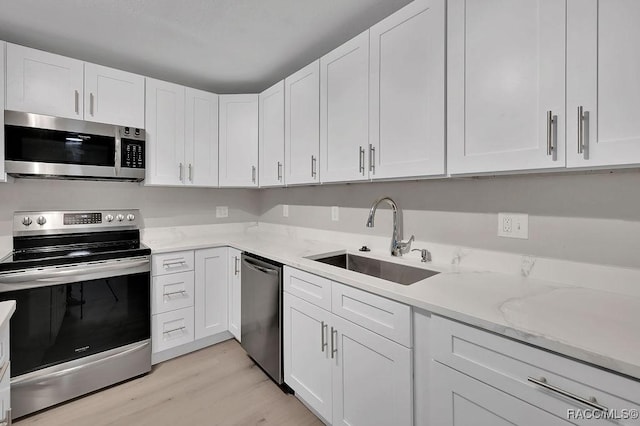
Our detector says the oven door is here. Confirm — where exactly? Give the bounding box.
[0,256,150,378]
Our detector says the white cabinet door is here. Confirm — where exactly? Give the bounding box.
[0,42,6,182]
[567,0,640,168]
[369,0,446,180]
[194,248,228,339]
[431,362,572,426]
[219,94,259,187]
[447,0,566,175]
[320,30,370,183]
[259,80,285,187]
[284,60,320,185]
[283,293,333,423]
[6,43,83,120]
[227,248,242,341]
[185,88,219,187]
[145,78,185,186]
[84,63,144,128]
[332,315,412,426]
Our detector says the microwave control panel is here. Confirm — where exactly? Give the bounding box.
[119,127,145,169]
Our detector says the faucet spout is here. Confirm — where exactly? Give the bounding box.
[365,196,412,256]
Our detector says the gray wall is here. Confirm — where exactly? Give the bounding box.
[259,171,640,269]
[0,179,260,236]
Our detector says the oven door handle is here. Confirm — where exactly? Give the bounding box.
[0,257,150,284]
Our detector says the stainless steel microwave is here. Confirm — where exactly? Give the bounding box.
[4,111,145,182]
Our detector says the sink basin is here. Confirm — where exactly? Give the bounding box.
[311,253,439,285]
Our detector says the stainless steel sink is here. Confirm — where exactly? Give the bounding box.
[311,253,439,285]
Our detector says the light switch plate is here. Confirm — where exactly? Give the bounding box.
[331,206,339,221]
[498,213,528,239]
[216,206,229,218]
[282,205,289,217]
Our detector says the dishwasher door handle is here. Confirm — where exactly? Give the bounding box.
[242,257,279,275]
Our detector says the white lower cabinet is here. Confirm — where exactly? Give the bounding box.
[152,307,195,353]
[227,248,242,341]
[194,248,228,339]
[283,267,412,426]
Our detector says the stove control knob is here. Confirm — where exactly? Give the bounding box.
[22,217,32,226]
[37,216,47,226]
[116,214,125,222]
[126,214,135,222]
[105,214,114,223]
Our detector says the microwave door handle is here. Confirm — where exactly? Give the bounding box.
[114,128,122,176]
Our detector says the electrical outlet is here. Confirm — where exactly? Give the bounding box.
[498,213,528,239]
[331,206,339,221]
[216,206,228,218]
[282,205,289,217]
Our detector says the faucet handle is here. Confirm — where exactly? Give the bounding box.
[411,248,432,263]
[397,235,415,255]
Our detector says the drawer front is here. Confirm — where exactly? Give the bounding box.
[152,307,195,353]
[0,386,8,426]
[0,325,8,373]
[152,271,195,315]
[432,315,640,425]
[284,267,332,310]
[152,251,195,276]
[331,282,411,347]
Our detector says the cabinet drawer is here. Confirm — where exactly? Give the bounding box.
[152,307,194,353]
[284,267,332,311]
[152,251,195,276]
[152,271,195,314]
[432,315,640,425]
[0,386,9,426]
[0,325,9,372]
[331,282,411,347]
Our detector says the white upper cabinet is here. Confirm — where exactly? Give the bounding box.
[567,0,640,168]
[284,60,320,185]
[447,0,566,175]
[320,30,370,183]
[145,78,186,186]
[0,42,6,182]
[369,0,446,180]
[84,63,145,128]
[6,43,83,120]
[259,80,285,187]
[219,94,259,187]
[185,88,219,187]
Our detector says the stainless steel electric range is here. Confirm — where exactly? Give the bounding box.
[0,210,151,418]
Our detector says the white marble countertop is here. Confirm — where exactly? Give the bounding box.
[141,223,640,382]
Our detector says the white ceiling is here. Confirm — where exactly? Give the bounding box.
[0,0,412,93]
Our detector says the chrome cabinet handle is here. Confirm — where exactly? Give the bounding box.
[234,256,240,276]
[277,161,282,182]
[90,93,95,116]
[188,164,193,182]
[369,144,375,173]
[74,90,79,114]
[252,165,256,183]
[179,163,183,181]
[311,155,317,178]
[546,111,556,156]
[163,290,187,298]
[359,146,365,174]
[163,326,187,336]
[330,327,338,359]
[528,377,608,412]
[163,260,187,269]
[0,408,11,426]
[321,321,328,352]
[577,106,587,157]
[0,361,9,382]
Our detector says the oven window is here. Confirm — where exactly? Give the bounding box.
[0,272,150,377]
[5,125,115,166]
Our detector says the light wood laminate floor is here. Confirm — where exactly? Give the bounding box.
[16,339,323,426]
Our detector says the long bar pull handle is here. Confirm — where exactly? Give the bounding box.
[0,408,11,426]
[234,256,240,276]
[163,326,187,336]
[311,155,317,178]
[74,90,80,115]
[277,161,283,182]
[359,146,365,174]
[179,163,184,182]
[369,144,375,173]
[527,377,608,412]
[321,321,328,352]
[578,106,585,156]
[330,327,337,359]
[188,164,193,182]
[163,290,188,298]
[546,111,555,156]
[90,93,95,116]
[163,260,187,269]
[252,166,256,183]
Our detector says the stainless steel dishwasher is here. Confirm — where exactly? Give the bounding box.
[240,252,283,385]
